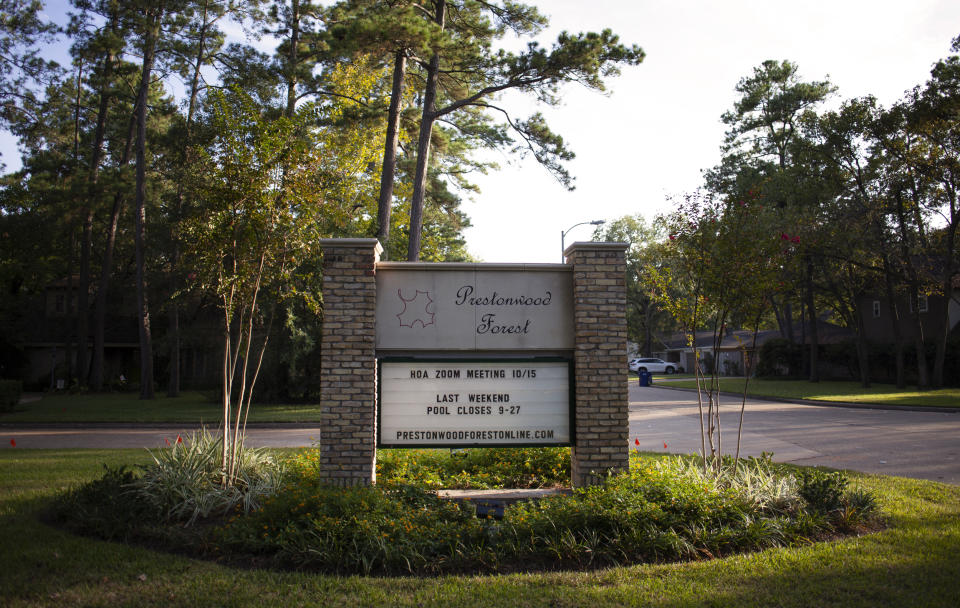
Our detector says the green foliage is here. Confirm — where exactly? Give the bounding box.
[218,482,483,575]
[373,447,571,489]
[796,468,849,514]
[134,429,285,525]
[756,337,803,377]
[54,449,882,577]
[5,449,957,607]
[0,378,21,412]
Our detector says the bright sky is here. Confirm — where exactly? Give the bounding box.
[464,0,960,263]
[5,0,960,264]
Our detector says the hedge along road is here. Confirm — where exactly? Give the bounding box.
[630,383,960,485]
[2,385,958,485]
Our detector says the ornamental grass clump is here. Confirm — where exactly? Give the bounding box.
[134,429,285,525]
[51,429,286,536]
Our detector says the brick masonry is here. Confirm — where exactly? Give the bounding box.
[318,238,382,486]
[565,242,630,486]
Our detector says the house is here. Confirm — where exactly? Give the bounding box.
[9,276,220,391]
[653,320,855,376]
[859,281,960,344]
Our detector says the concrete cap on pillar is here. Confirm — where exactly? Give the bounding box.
[319,238,383,257]
[563,241,629,259]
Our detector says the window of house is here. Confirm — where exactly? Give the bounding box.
[55,294,65,314]
[872,300,881,318]
[909,294,929,313]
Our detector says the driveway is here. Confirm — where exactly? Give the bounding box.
[630,384,960,484]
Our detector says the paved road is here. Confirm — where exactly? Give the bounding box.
[3,386,958,484]
[630,384,960,485]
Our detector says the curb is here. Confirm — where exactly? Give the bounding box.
[647,384,960,414]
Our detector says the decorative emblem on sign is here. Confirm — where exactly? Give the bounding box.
[396,289,435,328]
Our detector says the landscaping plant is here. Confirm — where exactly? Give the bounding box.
[51,448,881,577]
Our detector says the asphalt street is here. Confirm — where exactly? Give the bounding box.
[629,383,960,485]
[2,385,958,484]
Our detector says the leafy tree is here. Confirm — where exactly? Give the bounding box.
[184,67,385,482]
[324,0,437,258]
[645,191,785,473]
[899,37,960,388]
[707,60,834,355]
[403,0,644,261]
[163,0,263,396]
[0,0,62,169]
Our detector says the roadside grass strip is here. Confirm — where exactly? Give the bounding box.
[0,391,324,423]
[663,379,960,408]
[1,447,958,606]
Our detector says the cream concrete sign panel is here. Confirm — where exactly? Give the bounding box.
[379,360,571,447]
[375,265,573,350]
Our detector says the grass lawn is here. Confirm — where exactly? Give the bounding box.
[664,378,960,408]
[0,392,324,423]
[2,449,958,607]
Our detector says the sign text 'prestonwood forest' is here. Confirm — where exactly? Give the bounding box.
[375,266,573,351]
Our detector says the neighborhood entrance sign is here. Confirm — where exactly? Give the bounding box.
[375,264,574,447]
[317,239,628,487]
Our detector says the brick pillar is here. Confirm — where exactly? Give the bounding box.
[565,241,630,487]
[318,238,382,486]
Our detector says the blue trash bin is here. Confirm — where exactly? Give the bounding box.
[638,371,651,387]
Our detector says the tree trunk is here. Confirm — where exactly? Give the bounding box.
[64,232,76,384]
[133,10,161,399]
[931,195,957,388]
[72,58,94,386]
[881,253,905,388]
[855,318,871,388]
[90,110,136,391]
[79,43,116,388]
[407,0,445,262]
[167,2,212,398]
[284,0,301,119]
[782,298,795,344]
[643,299,653,358]
[906,281,929,388]
[806,256,819,382]
[376,50,406,259]
[894,190,928,388]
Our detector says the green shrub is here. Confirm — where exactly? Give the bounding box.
[134,429,285,525]
[54,451,884,576]
[0,379,22,413]
[797,468,849,513]
[218,481,483,575]
[362,447,569,489]
[756,338,803,377]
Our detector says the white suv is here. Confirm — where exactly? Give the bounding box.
[628,357,677,374]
